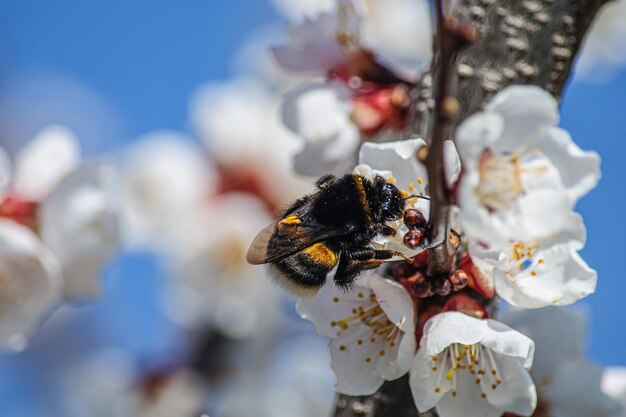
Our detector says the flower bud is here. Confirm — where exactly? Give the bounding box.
[410,272,433,298]
[403,208,427,228]
[403,228,424,249]
[449,269,468,292]
[433,275,452,296]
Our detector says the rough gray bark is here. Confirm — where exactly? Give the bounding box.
[333,1,609,416]
[410,0,610,139]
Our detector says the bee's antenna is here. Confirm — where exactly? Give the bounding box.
[403,194,430,201]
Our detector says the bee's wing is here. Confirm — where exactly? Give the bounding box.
[246,220,349,265]
[246,223,276,265]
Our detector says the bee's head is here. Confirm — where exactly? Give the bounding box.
[373,176,404,222]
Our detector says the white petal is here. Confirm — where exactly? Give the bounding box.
[120,132,215,248]
[271,41,345,72]
[455,112,504,162]
[282,81,353,140]
[0,147,11,201]
[602,367,626,408]
[368,273,415,332]
[443,140,461,186]
[0,219,62,349]
[358,138,429,192]
[14,126,80,201]
[410,347,453,412]
[484,356,537,416]
[39,163,119,299]
[495,246,597,309]
[297,280,371,338]
[485,85,559,152]
[536,127,601,202]
[435,376,505,417]
[293,134,358,176]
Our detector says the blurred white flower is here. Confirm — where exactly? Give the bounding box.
[218,335,335,417]
[603,368,626,415]
[298,271,416,395]
[470,213,596,308]
[272,5,354,73]
[60,348,136,417]
[120,131,215,249]
[576,0,626,81]
[163,193,279,339]
[12,125,80,202]
[271,0,431,75]
[456,85,600,247]
[283,81,360,176]
[39,163,120,299]
[502,307,622,417]
[410,311,536,417]
[190,77,312,205]
[362,0,432,73]
[0,219,62,350]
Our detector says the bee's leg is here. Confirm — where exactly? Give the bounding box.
[333,249,393,290]
[316,174,337,190]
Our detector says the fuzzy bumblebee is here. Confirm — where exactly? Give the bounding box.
[246,173,406,297]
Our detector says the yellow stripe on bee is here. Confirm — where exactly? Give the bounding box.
[302,243,339,267]
[279,215,301,226]
[353,175,372,224]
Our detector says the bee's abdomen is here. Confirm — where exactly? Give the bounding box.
[269,243,339,297]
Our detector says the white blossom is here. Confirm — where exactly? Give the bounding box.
[470,213,597,308]
[39,163,120,299]
[0,219,62,350]
[283,81,360,176]
[120,131,215,248]
[502,307,622,417]
[190,77,311,203]
[456,85,600,247]
[603,368,626,415]
[163,193,279,339]
[297,271,416,395]
[410,311,536,417]
[13,125,80,202]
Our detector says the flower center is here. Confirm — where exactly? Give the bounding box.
[430,343,502,399]
[330,291,401,349]
[475,142,550,212]
[475,150,523,212]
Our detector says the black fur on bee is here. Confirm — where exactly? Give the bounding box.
[246,173,405,297]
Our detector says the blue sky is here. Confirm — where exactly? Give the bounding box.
[0,0,624,390]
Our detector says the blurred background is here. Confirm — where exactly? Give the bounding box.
[0,0,624,416]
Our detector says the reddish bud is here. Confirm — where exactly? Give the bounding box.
[449,269,468,292]
[458,252,495,299]
[433,276,452,296]
[410,272,433,298]
[443,294,488,319]
[403,229,424,249]
[415,304,443,345]
[403,209,427,228]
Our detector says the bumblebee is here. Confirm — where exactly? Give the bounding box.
[246,173,407,296]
